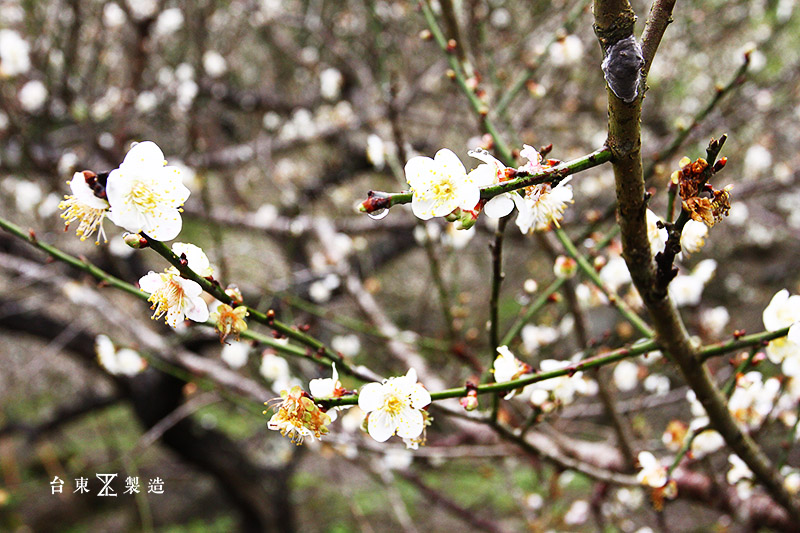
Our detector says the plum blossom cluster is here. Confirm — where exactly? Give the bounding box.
[492,346,597,412]
[59,141,190,243]
[267,367,431,449]
[401,145,573,234]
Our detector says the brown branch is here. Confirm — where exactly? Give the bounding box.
[640,0,677,79]
[594,0,800,523]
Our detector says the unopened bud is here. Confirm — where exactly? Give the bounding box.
[713,157,727,173]
[446,39,457,52]
[225,284,244,305]
[445,69,456,80]
[460,390,479,411]
[455,209,478,230]
[123,232,149,249]
[419,29,432,40]
[553,256,577,279]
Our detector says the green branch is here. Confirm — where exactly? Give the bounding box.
[359,147,612,214]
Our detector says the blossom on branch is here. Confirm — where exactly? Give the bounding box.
[59,171,110,243]
[636,451,668,488]
[763,289,800,369]
[172,242,214,277]
[266,386,331,445]
[404,149,480,221]
[493,346,532,399]
[467,148,515,218]
[139,270,209,328]
[309,363,350,422]
[106,141,190,241]
[210,303,248,343]
[358,368,431,443]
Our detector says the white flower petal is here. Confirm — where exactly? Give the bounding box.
[394,406,423,438]
[358,382,385,412]
[404,156,435,190]
[789,324,800,345]
[409,384,431,408]
[411,196,437,220]
[184,297,209,323]
[433,148,467,177]
[121,141,165,169]
[367,409,396,442]
[138,271,163,292]
[483,194,514,218]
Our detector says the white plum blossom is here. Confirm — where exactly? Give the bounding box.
[688,420,724,458]
[599,254,631,293]
[309,363,340,399]
[743,144,772,177]
[154,8,184,36]
[139,270,209,328]
[404,149,480,220]
[0,29,31,77]
[358,368,431,443]
[680,219,709,255]
[95,335,146,376]
[493,346,532,399]
[202,50,227,78]
[700,306,730,337]
[106,141,190,241]
[636,451,668,488]
[260,351,295,389]
[442,223,475,249]
[103,3,127,28]
[331,334,361,357]
[172,242,214,277]
[58,172,110,243]
[319,67,344,100]
[613,360,639,392]
[309,363,349,422]
[727,454,755,499]
[646,209,668,256]
[782,466,800,495]
[728,371,780,430]
[513,179,574,233]
[127,0,157,20]
[521,324,559,354]
[221,340,250,369]
[762,289,800,367]
[510,145,574,233]
[563,499,590,526]
[18,80,48,113]
[643,373,670,395]
[366,134,386,169]
[467,148,515,218]
[669,259,717,307]
[526,358,589,411]
[550,35,584,66]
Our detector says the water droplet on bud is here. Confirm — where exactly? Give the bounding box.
[367,208,389,220]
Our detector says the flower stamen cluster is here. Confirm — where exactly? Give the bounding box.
[358,368,431,443]
[675,156,732,227]
[265,386,331,445]
[58,171,110,244]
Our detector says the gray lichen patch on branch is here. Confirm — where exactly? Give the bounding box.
[602,35,644,103]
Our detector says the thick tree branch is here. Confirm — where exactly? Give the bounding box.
[593,0,800,522]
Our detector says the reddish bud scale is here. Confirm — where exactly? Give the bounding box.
[361,193,391,214]
[733,329,746,339]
